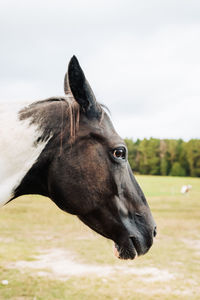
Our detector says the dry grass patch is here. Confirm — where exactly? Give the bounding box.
[0,175,200,299]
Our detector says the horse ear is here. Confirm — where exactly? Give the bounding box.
[64,72,70,95]
[67,56,101,119]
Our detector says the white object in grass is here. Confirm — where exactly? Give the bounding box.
[181,185,192,194]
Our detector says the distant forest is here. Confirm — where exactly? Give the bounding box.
[125,138,200,177]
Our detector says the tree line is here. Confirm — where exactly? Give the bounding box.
[125,138,200,177]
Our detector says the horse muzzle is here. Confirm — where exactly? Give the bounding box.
[114,233,154,260]
[114,213,156,260]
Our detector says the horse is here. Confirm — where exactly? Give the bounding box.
[0,56,156,260]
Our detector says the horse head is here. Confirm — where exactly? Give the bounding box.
[47,56,156,259]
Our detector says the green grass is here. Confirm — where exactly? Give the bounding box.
[0,175,200,299]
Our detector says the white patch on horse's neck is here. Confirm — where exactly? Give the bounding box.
[0,102,48,207]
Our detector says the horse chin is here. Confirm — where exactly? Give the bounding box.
[114,236,149,260]
[114,238,137,260]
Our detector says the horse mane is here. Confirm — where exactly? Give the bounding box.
[19,94,80,145]
[19,93,108,150]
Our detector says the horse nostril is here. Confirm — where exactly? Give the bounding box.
[153,226,157,237]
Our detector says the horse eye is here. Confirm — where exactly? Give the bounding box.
[112,148,126,160]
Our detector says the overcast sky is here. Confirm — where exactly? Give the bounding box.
[0,0,199,140]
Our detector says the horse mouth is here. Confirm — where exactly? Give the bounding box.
[114,237,144,260]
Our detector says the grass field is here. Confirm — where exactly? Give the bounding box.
[0,175,200,300]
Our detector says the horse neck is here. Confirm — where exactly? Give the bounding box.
[0,102,49,207]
